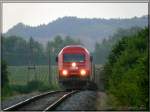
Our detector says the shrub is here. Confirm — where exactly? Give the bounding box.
[104,27,148,110]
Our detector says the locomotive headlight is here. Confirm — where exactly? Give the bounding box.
[62,69,68,76]
[80,69,86,76]
[72,62,76,67]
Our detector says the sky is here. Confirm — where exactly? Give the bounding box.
[3,3,148,33]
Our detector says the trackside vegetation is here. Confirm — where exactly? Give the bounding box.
[103,27,148,110]
[1,65,61,100]
[1,60,12,99]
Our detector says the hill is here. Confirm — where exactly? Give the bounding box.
[4,15,148,51]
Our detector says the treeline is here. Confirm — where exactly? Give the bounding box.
[2,35,82,66]
[93,26,143,64]
[103,27,148,109]
[2,27,143,66]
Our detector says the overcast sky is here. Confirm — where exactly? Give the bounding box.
[3,3,148,33]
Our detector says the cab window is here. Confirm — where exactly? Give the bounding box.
[63,54,85,62]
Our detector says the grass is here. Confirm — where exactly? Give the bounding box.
[8,65,59,86]
[1,65,61,100]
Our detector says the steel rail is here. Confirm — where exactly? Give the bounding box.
[43,90,78,111]
[3,90,64,111]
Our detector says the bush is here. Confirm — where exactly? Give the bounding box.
[1,85,13,100]
[1,60,9,88]
[10,80,57,93]
[1,60,13,100]
[10,85,29,93]
[104,27,148,110]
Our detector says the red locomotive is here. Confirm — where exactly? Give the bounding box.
[56,45,94,89]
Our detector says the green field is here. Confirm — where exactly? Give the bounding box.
[8,65,59,86]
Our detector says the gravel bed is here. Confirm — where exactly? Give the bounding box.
[56,90,97,111]
[1,91,41,110]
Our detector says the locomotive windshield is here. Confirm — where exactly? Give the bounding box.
[63,54,85,62]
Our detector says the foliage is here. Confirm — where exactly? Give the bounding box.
[104,27,148,109]
[92,26,143,64]
[2,35,46,66]
[1,60,13,100]
[10,80,54,93]
[2,65,61,100]
[46,35,82,65]
[1,86,13,100]
[1,60,9,88]
[2,35,82,66]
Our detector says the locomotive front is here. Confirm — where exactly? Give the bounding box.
[56,45,92,89]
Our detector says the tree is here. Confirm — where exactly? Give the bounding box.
[1,60,9,88]
[104,27,148,109]
[92,27,143,64]
[2,35,29,65]
[46,35,82,65]
[28,37,46,65]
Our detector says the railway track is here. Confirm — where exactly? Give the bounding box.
[3,90,78,111]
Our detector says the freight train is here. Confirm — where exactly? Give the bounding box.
[56,45,97,90]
